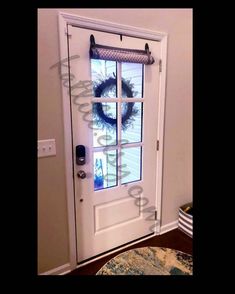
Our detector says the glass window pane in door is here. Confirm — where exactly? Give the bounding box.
[121,147,142,184]
[94,150,117,190]
[121,102,143,144]
[121,63,143,98]
[93,102,117,147]
[91,59,117,98]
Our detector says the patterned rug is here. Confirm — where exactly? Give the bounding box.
[96,247,193,275]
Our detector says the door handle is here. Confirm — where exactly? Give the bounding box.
[77,170,86,179]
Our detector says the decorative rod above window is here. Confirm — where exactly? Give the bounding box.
[89,35,155,65]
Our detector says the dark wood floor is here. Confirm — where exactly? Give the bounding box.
[67,229,192,275]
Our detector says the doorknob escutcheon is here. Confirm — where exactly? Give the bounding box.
[77,170,86,179]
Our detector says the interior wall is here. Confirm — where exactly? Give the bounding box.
[38,8,192,273]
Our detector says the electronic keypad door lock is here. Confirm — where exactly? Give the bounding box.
[76,145,86,165]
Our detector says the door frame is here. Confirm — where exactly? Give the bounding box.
[58,11,168,271]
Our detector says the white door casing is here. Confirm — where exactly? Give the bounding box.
[58,12,167,269]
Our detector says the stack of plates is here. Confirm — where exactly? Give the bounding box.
[178,203,193,237]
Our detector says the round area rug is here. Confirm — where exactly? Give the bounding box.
[96,247,193,275]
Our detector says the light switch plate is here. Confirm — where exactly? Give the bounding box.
[38,139,56,158]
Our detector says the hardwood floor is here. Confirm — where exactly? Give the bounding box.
[67,229,192,275]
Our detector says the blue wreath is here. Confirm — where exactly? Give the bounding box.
[93,77,138,130]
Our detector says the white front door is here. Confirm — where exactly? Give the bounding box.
[67,25,161,263]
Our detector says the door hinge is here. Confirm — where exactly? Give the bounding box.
[155,210,157,221]
[156,140,159,151]
[159,59,162,72]
[65,27,72,38]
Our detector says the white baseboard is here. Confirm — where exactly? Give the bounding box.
[160,220,178,235]
[39,263,71,275]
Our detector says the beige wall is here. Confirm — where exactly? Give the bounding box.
[38,8,192,273]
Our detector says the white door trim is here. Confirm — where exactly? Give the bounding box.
[40,263,71,276]
[58,11,168,272]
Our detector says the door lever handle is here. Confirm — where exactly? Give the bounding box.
[77,170,86,179]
